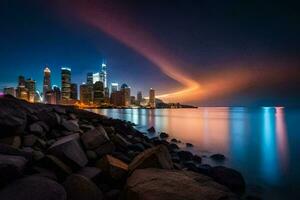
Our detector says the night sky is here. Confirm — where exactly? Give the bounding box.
[0,0,300,106]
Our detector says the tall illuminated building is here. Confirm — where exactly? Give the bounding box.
[111,83,118,93]
[149,88,155,108]
[70,83,78,100]
[93,81,104,105]
[25,78,36,103]
[100,62,107,88]
[92,72,100,84]
[80,84,93,105]
[61,67,71,100]
[87,72,93,85]
[53,85,61,104]
[43,67,51,101]
[137,91,142,105]
[121,83,131,106]
[18,76,25,86]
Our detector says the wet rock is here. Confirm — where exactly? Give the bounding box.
[125,168,236,200]
[147,126,155,133]
[61,119,80,132]
[105,189,120,200]
[63,174,104,200]
[193,155,202,163]
[77,167,102,181]
[96,155,128,180]
[211,166,246,194]
[0,136,21,148]
[186,143,194,147]
[29,122,44,136]
[128,145,173,172]
[94,142,115,157]
[177,150,193,161]
[170,138,178,143]
[159,132,169,138]
[197,164,212,176]
[210,154,226,161]
[113,134,132,148]
[48,134,88,169]
[0,154,28,187]
[0,176,66,200]
[168,143,179,151]
[23,134,37,147]
[81,126,109,150]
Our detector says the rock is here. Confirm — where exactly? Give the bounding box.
[159,132,169,138]
[0,176,66,200]
[210,154,226,161]
[63,174,104,200]
[183,161,199,172]
[29,122,45,136]
[94,142,115,157]
[86,150,98,160]
[147,126,155,133]
[170,138,178,143]
[128,145,173,172]
[81,126,109,150]
[77,167,102,180]
[211,166,246,194]
[168,143,179,151]
[193,155,202,163]
[61,119,80,132]
[69,113,77,120]
[113,134,132,148]
[197,164,212,176]
[0,107,27,137]
[0,136,21,148]
[48,134,88,169]
[177,150,193,161]
[0,144,32,160]
[112,151,131,163]
[33,150,45,161]
[80,124,94,132]
[128,143,145,152]
[37,121,50,133]
[105,189,120,200]
[125,168,236,200]
[32,166,58,181]
[0,154,28,187]
[36,111,60,128]
[41,155,73,179]
[23,134,37,147]
[96,155,128,180]
[186,143,194,147]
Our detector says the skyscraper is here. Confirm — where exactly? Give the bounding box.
[137,91,142,105]
[18,75,25,86]
[121,83,131,106]
[25,78,36,103]
[101,62,107,88]
[43,67,51,101]
[92,72,100,84]
[70,83,78,100]
[61,67,71,100]
[111,83,118,93]
[93,81,104,105]
[87,72,93,85]
[149,88,155,108]
[80,84,93,105]
[16,75,28,101]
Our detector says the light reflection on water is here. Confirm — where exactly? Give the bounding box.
[90,107,299,199]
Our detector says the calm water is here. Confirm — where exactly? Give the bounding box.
[90,107,300,199]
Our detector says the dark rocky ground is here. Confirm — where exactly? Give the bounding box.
[0,95,257,200]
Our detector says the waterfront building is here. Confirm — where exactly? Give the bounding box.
[43,67,51,101]
[18,75,26,87]
[53,85,61,104]
[137,91,142,105]
[111,83,118,93]
[80,84,93,105]
[61,67,71,100]
[92,72,100,84]
[149,88,155,108]
[16,85,28,101]
[110,90,123,106]
[45,90,56,104]
[100,62,107,88]
[121,83,131,106]
[130,96,136,105]
[25,78,36,103]
[93,81,104,105]
[87,72,93,85]
[70,83,78,100]
[3,87,16,97]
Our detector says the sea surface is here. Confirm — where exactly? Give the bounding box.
[90,107,300,199]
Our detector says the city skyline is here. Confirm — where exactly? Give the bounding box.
[0,1,300,106]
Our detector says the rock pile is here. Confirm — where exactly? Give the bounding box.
[0,96,246,200]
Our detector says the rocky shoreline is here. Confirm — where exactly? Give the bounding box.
[0,95,254,200]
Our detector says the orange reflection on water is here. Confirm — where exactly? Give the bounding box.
[275,107,289,171]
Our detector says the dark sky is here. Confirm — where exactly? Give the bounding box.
[0,0,299,106]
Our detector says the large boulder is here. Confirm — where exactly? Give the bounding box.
[81,126,109,150]
[63,174,104,200]
[0,136,21,148]
[124,168,236,200]
[129,145,173,172]
[94,142,115,157]
[177,150,193,161]
[29,122,45,136]
[0,176,66,200]
[211,166,246,194]
[61,119,80,132]
[96,155,128,180]
[48,134,88,169]
[0,154,28,187]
